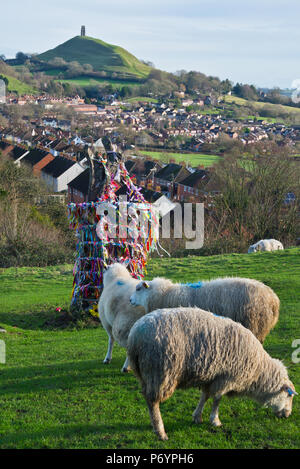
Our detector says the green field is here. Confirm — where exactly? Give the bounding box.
[224,95,300,115]
[0,74,37,95]
[56,76,142,89]
[126,96,158,104]
[140,150,221,167]
[38,35,151,79]
[0,249,299,449]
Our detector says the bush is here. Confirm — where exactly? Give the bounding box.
[0,238,74,268]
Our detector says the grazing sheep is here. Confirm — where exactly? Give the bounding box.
[127,307,297,440]
[130,276,280,343]
[248,239,284,253]
[98,263,145,372]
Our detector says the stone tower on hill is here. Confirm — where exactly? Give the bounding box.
[81,26,86,37]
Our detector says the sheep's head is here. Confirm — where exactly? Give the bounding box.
[130,281,150,309]
[248,245,256,253]
[103,262,130,287]
[266,381,297,418]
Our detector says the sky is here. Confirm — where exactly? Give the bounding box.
[1,0,299,88]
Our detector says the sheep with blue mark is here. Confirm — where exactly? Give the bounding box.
[130,275,280,343]
[127,307,297,440]
[98,263,146,372]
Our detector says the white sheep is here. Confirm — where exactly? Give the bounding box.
[98,263,145,372]
[130,275,280,343]
[248,239,284,253]
[127,307,297,440]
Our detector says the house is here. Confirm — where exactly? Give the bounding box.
[176,169,210,201]
[125,159,162,187]
[20,149,54,174]
[7,145,29,163]
[153,163,191,198]
[41,156,86,192]
[115,184,162,203]
[93,138,105,152]
[124,159,136,174]
[67,168,89,203]
[182,99,194,107]
[0,142,14,156]
[69,104,98,115]
[137,160,162,187]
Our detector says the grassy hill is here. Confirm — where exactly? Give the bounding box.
[56,76,144,89]
[0,74,37,95]
[0,249,299,449]
[224,95,300,116]
[38,36,151,79]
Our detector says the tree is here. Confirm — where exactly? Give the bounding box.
[0,159,44,263]
[49,57,67,68]
[233,83,258,100]
[141,60,155,67]
[119,86,133,98]
[220,79,233,94]
[0,74,8,86]
[15,51,29,64]
[0,158,75,267]
[66,61,84,78]
[83,63,94,74]
[211,144,300,245]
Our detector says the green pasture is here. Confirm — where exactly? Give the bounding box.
[0,249,299,448]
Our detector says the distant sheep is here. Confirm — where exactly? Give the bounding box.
[248,239,284,253]
[130,275,280,343]
[98,263,145,372]
[127,307,297,440]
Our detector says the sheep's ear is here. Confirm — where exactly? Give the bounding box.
[282,385,298,396]
[103,262,108,271]
[142,281,150,289]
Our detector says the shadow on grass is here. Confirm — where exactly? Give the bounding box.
[0,309,99,331]
[0,422,150,448]
[0,359,132,396]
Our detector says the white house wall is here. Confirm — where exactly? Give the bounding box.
[56,162,86,192]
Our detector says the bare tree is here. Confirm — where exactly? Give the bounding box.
[211,143,300,247]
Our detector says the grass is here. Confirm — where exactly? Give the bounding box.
[38,35,151,79]
[224,95,300,116]
[126,96,158,104]
[0,248,299,448]
[56,76,142,89]
[0,74,37,95]
[139,150,221,168]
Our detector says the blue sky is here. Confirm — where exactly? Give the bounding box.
[1,0,299,88]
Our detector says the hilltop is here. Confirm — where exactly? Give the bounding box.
[37,35,151,80]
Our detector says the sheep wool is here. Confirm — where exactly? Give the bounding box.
[130,276,280,343]
[127,307,296,440]
[98,263,145,372]
[248,239,284,253]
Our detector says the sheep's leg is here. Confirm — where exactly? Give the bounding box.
[210,396,222,427]
[147,400,168,441]
[121,356,131,373]
[103,335,114,364]
[192,391,209,424]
